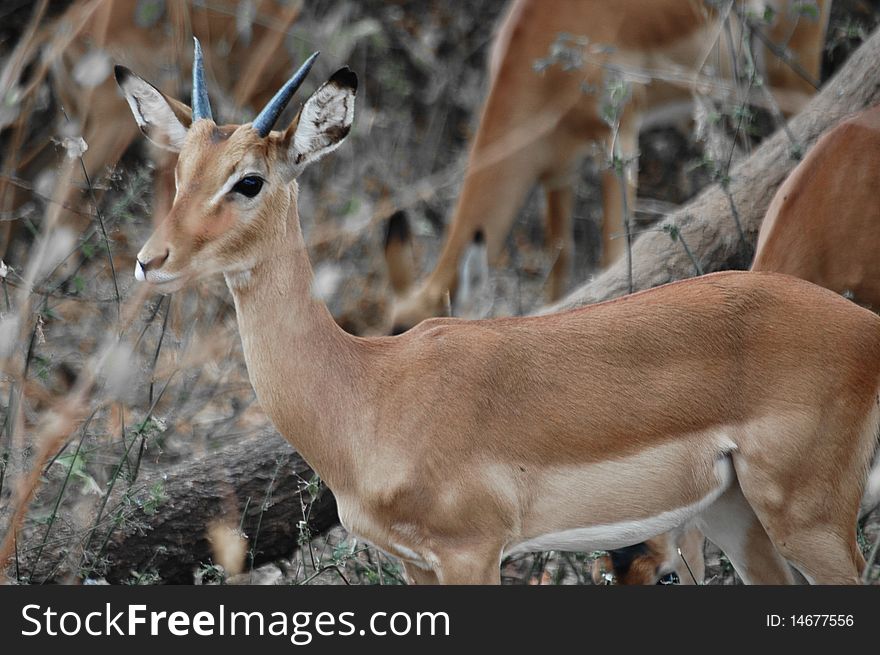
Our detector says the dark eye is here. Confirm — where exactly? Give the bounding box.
[231,176,264,198]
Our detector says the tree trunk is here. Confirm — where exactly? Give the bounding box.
[100,431,338,583]
[548,27,880,312]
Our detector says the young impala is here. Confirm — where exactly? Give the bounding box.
[118,42,880,584]
[385,0,831,334]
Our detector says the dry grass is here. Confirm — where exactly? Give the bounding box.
[1,0,879,585]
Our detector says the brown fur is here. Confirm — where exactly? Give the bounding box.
[386,0,831,333]
[125,50,877,585]
[752,104,880,308]
[616,100,879,587]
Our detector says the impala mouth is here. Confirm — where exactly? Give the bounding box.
[134,263,185,293]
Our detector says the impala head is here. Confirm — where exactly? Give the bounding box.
[590,546,671,586]
[115,39,357,292]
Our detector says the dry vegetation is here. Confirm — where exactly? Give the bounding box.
[1,0,880,585]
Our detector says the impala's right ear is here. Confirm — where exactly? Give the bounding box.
[114,65,192,152]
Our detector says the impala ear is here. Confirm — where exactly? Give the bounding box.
[114,65,192,152]
[281,67,357,179]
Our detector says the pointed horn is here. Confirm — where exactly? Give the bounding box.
[191,37,213,122]
[252,51,320,138]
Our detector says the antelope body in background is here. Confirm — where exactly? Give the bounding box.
[118,41,880,584]
[385,0,831,334]
[751,103,880,305]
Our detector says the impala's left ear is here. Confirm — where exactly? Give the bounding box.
[280,67,357,180]
[114,65,192,152]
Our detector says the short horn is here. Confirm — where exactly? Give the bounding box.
[191,37,213,122]
[252,51,320,138]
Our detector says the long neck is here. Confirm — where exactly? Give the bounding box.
[226,195,370,492]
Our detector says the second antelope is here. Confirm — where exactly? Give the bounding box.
[752,103,880,305]
[385,0,831,334]
[119,42,879,584]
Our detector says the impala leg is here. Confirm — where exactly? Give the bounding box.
[600,168,624,268]
[695,483,795,585]
[401,562,440,585]
[735,479,864,584]
[763,0,830,116]
[599,112,638,269]
[731,412,874,585]
[435,549,501,585]
[543,180,575,302]
[742,510,863,585]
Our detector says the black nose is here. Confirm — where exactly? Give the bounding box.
[390,324,409,336]
[139,249,170,272]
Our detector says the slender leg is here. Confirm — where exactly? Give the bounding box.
[436,549,501,585]
[762,0,830,116]
[731,411,874,585]
[600,114,638,269]
[401,561,440,585]
[695,483,795,585]
[600,169,624,268]
[543,181,575,302]
[735,476,864,583]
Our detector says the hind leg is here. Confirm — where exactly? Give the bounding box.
[599,107,639,269]
[738,503,863,584]
[734,467,864,584]
[731,411,876,586]
[695,483,795,584]
[543,181,574,302]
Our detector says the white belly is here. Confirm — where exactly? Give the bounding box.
[506,453,734,556]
